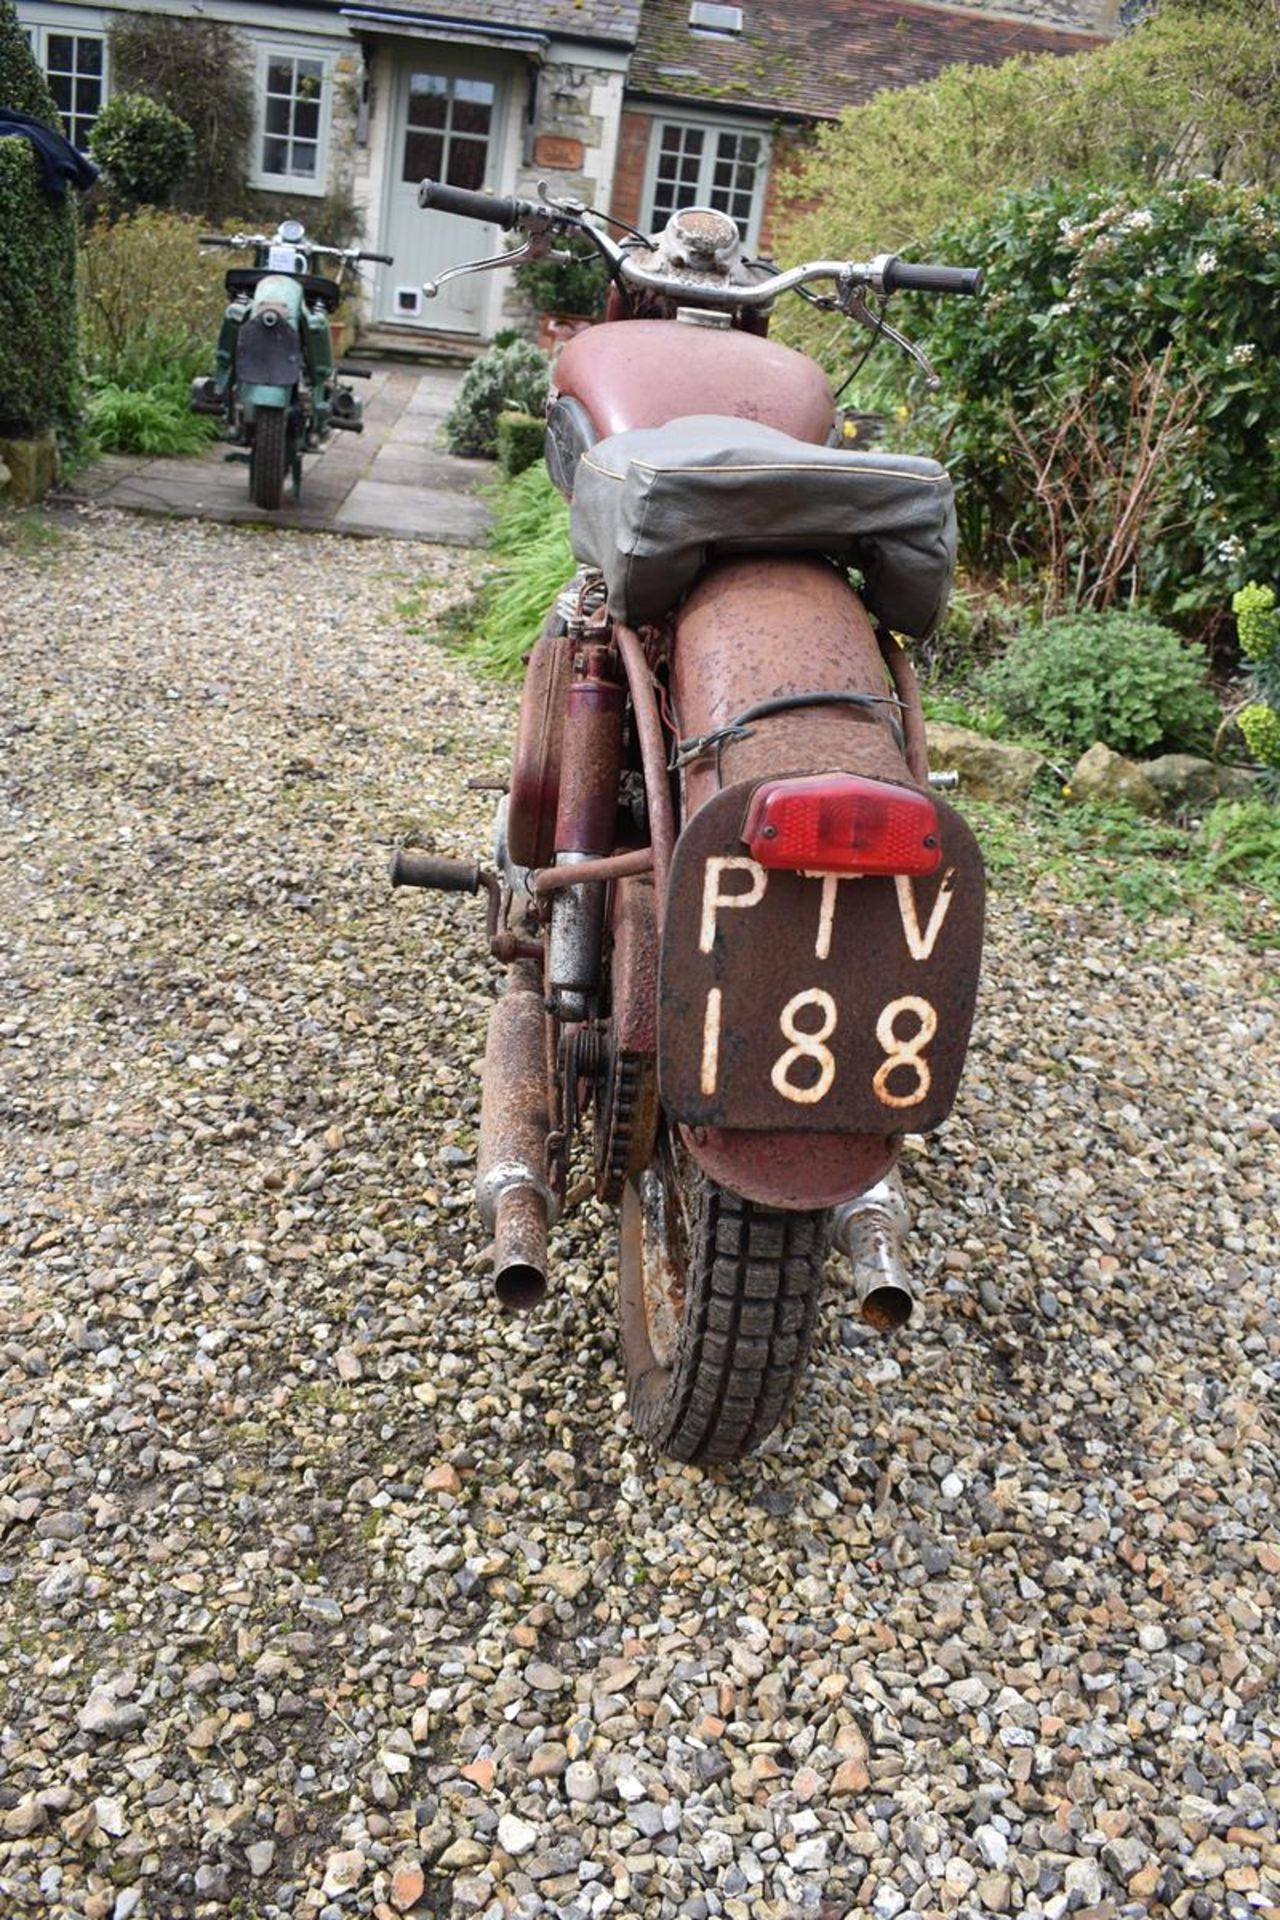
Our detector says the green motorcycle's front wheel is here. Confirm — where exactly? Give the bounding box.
[249,406,289,511]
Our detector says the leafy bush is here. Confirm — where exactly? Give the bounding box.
[876,179,1280,624]
[108,12,252,224]
[0,0,79,439]
[444,338,549,458]
[85,382,218,455]
[977,609,1219,756]
[514,236,607,316]
[1196,797,1280,895]
[775,0,1280,371]
[79,209,228,387]
[89,92,194,208]
[78,211,229,457]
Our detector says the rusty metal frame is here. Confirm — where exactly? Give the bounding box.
[533,847,654,894]
[877,627,929,787]
[616,624,676,933]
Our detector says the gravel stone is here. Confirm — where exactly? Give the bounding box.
[1,510,1277,1920]
[497,1813,539,1857]
[565,1761,601,1804]
[975,1823,1010,1869]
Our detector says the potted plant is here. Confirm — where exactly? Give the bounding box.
[514,236,606,352]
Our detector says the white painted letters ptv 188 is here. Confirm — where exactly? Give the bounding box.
[695,857,961,1109]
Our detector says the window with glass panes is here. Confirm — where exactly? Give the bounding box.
[43,32,104,149]
[261,53,325,181]
[400,73,494,193]
[646,120,767,245]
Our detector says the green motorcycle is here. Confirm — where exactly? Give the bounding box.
[191,219,392,510]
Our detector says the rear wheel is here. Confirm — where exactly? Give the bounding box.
[249,406,288,510]
[618,1125,828,1464]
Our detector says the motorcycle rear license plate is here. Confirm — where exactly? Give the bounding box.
[658,782,984,1136]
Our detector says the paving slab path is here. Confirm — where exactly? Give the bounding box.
[64,364,492,545]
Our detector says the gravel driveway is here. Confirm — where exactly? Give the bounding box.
[2,509,1278,1920]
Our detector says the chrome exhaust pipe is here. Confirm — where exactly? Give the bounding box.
[476,962,558,1311]
[830,1169,916,1331]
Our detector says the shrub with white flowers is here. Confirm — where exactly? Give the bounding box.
[877,178,1280,627]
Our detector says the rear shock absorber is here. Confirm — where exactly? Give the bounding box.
[547,642,624,1021]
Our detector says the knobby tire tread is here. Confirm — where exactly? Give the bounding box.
[655,1184,826,1466]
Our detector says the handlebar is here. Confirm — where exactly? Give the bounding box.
[413,182,981,314]
[199,234,394,265]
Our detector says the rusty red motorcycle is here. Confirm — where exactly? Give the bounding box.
[393,181,986,1464]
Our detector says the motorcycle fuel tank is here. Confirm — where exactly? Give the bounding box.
[550,320,835,461]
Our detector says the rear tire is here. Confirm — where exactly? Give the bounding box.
[618,1126,828,1464]
[250,406,288,510]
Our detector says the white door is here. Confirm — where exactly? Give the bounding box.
[381,57,508,333]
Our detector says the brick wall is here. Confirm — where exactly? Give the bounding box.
[609,109,652,235]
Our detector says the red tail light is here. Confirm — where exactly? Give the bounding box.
[741,774,941,876]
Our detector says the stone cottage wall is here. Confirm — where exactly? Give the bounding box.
[501,54,626,328]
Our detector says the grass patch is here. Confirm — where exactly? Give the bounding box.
[959,792,1280,944]
[411,465,572,679]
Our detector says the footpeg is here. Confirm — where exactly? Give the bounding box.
[390,851,485,893]
[190,376,225,416]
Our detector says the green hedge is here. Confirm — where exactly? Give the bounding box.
[496,409,545,477]
[0,0,56,117]
[0,0,80,438]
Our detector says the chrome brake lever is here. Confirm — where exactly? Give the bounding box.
[423,232,552,300]
[843,290,939,390]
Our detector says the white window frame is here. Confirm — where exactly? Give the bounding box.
[642,112,771,250]
[19,20,108,151]
[249,40,334,197]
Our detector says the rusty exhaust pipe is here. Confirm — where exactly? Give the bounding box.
[476,960,558,1311]
[830,1169,916,1332]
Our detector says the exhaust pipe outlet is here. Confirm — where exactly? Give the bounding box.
[831,1169,915,1332]
[476,964,558,1311]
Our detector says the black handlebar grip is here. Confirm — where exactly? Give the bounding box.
[360,252,395,265]
[417,178,520,229]
[199,234,232,247]
[882,257,984,296]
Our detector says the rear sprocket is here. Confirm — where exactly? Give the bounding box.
[595,1039,659,1203]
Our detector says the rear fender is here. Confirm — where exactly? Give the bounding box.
[662,556,984,1210]
[672,555,911,817]
[240,386,293,419]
